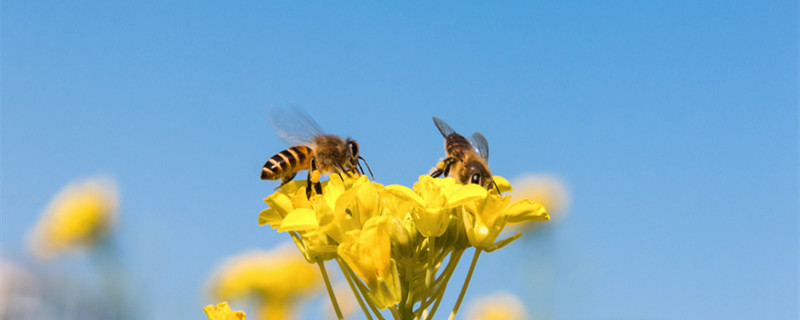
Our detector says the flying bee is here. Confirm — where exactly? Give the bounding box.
[429,116,500,193]
[261,107,373,198]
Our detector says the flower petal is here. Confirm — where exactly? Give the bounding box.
[384,185,426,207]
[493,175,513,193]
[278,208,319,232]
[506,200,549,224]
[264,192,294,218]
[446,184,488,207]
[203,302,246,320]
[258,208,283,228]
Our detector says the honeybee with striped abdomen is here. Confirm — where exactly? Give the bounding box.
[261,107,372,198]
[429,116,500,193]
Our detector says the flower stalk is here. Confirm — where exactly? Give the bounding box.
[317,261,344,320]
[448,249,482,320]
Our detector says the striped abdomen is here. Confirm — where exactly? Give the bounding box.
[445,133,472,160]
[261,146,313,180]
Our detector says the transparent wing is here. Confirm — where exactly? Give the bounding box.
[432,116,456,138]
[269,106,324,146]
[470,132,490,160]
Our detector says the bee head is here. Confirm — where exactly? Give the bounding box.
[345,138,359,159]
[345,138,374,180]
[464,160,497,192]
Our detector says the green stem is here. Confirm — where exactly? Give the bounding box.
[390,306,402,320]
[402,260,414,315]
[415,236,436,319]
[337,258,374,320]
[344,264,386,320]
[317,261,344,320]
[447,249,482,320]
[426,249,464,320]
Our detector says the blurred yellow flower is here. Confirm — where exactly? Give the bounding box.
[510,174,570,224]
[464,291,528,320]
[27,177,119,259]
[207,245,320,320]
[204,301,246,320]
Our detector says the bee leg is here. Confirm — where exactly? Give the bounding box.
[306,157,323,198]
[333,162,347,179]
[442,159,454,177]
[275,172,298,191]
[349,159,362,175]
[430,157,456,178]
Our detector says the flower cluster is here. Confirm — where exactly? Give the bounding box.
[258,173,548,319]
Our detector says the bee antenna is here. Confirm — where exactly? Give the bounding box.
[358,156,374,180]
[491,180,502,195]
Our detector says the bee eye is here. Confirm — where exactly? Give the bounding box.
[348,141,359,157]
[470,174,481,185]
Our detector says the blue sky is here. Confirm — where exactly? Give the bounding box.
[2,1,797,319]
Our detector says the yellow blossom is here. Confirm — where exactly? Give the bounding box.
[463,192,549,251]
[260,174,386,261]
[464,292,528,320]
[337,216,401,309]
[204,301,246,320]
[207,245,320,320]
[27,177,119,259]
[258,180,311,230]
[385,175,485,237]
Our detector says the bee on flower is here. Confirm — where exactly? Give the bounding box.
[261,107,373,198]
[429,116,500,193]
[254,115,553,320]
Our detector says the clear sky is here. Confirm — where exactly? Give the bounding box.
[2,1,797,319]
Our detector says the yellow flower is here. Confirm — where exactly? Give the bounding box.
[27,177,119,259]
[463,192,549,251]
[385,175,486,237]
[260,174,386,261]
[258,180,312,231]
[204,302,246,320]
[207,245,320,320]
[337,216,401,309]
[258,171,553,317]
[464,291,528,320]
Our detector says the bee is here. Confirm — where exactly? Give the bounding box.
[261,107,373,198]
[429,116,500,193]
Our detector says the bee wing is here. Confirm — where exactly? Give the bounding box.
[269,106,324,146]
[432,116,456,138]
[469,132,490,161]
